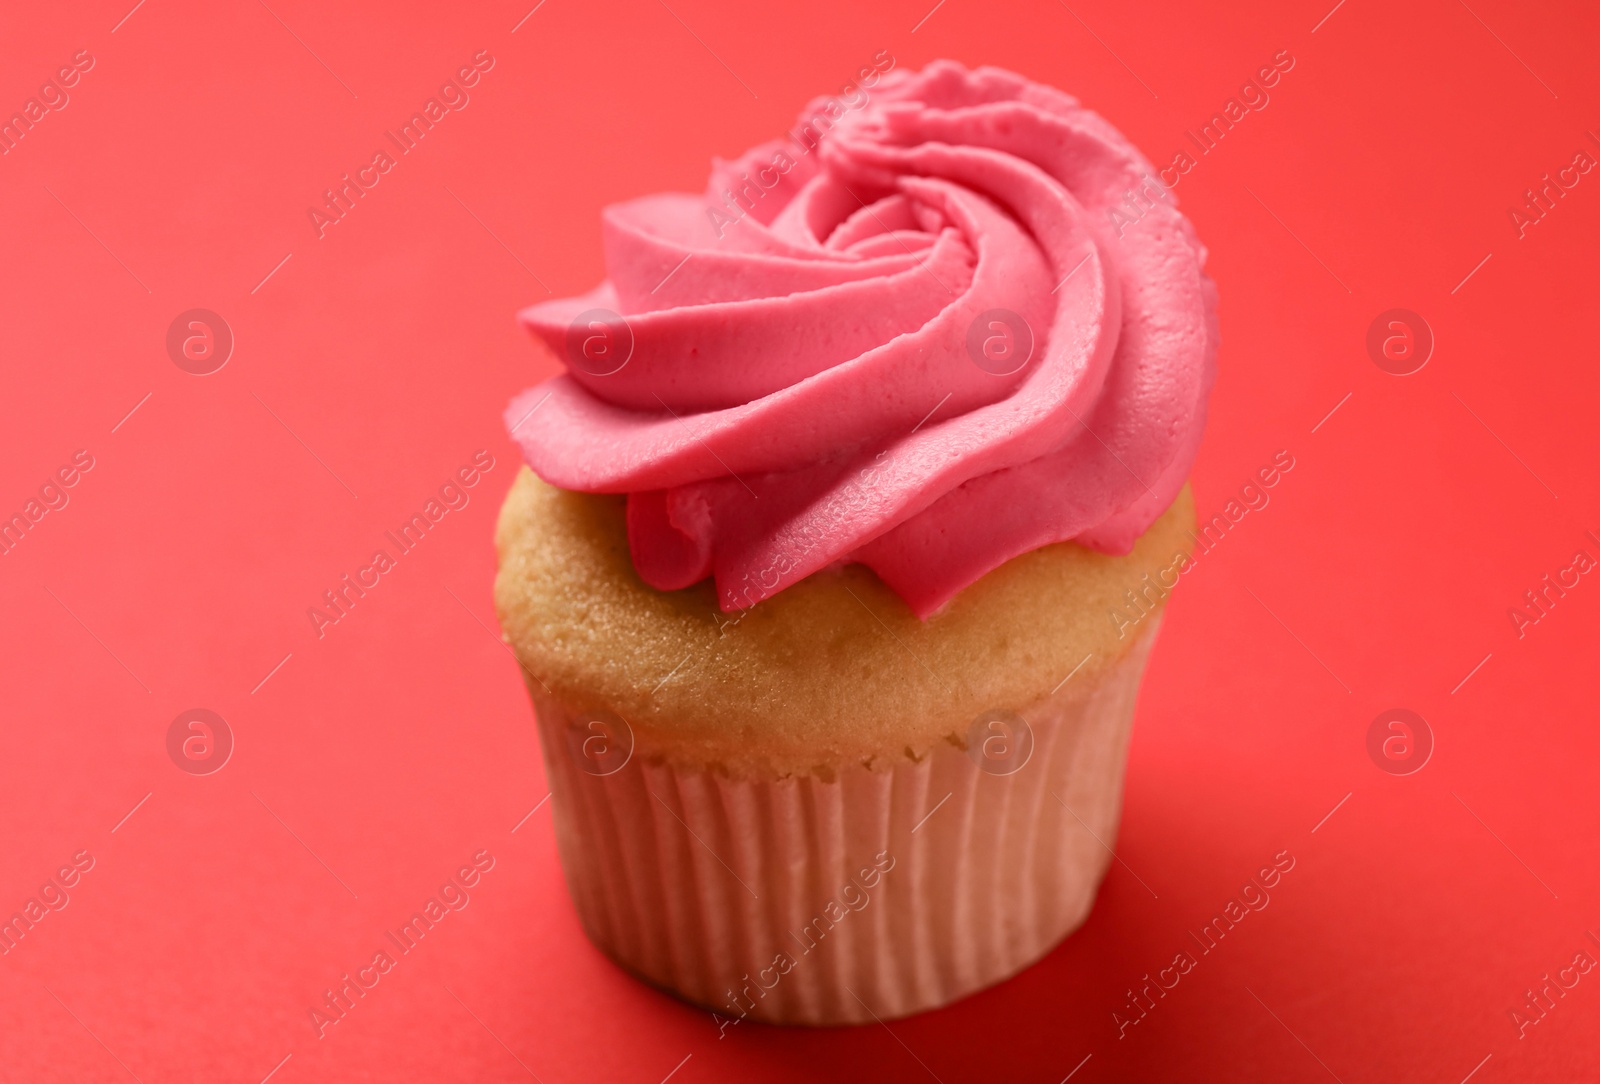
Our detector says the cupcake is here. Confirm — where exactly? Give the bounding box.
[495,60,1216,1025]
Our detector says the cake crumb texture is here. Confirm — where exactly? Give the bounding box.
[494,467,1194,775]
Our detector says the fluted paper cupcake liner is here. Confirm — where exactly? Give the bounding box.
[529,619,1160,1026]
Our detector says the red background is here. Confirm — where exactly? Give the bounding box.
[2,0,1598,1080]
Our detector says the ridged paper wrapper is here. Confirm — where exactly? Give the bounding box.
[528,619,1160,1026]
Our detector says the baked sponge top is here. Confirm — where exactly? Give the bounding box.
[495,467,1194,776]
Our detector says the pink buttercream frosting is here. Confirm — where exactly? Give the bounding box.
[505,60,1217,618]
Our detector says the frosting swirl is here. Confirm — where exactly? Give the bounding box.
[505,60,1217,618]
